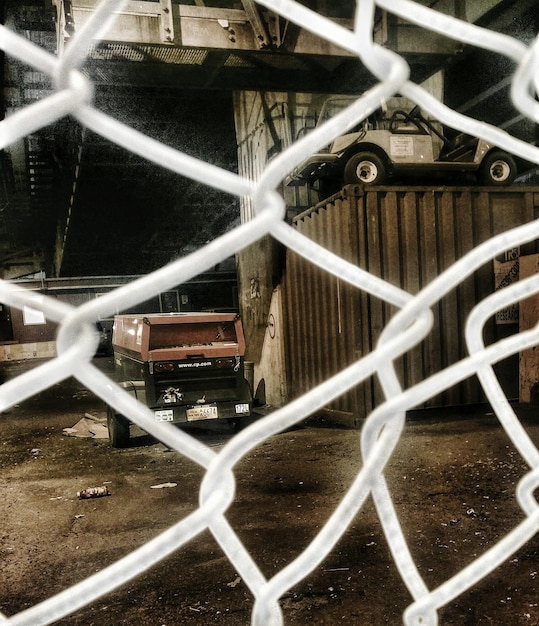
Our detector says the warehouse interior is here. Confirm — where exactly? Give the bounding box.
[3,5,539,625]
[1,0,538,280]
[1,0,539,408]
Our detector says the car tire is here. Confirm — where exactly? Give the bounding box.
[344,152,387,185]
[479,151,517,186]
[107,406,130,448]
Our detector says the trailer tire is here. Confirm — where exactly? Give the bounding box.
[479,151,517,186]
[344,152,387,185]
[107,406,130,448]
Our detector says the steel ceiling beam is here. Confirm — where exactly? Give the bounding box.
[56,1,464,58]
[240,0,277,49]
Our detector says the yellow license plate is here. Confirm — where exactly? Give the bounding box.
[186,404,218,421]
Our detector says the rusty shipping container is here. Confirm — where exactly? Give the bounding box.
[283,185,539,424]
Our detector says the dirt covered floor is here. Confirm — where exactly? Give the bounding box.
[1,357,539,625]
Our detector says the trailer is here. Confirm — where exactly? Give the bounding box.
[107,312,252,447]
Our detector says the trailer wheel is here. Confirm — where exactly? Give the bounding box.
[479,151,517,186]
[107,406,130,448]
[344,152,387,185]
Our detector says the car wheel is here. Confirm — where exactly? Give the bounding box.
[107,406,130,448]
[479,151,517,186]
[344,152,387,185]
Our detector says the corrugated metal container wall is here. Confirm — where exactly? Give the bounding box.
[283,186,539,420]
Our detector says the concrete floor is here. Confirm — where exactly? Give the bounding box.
[1,358,539,625]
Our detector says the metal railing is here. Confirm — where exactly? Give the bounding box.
[1,1,539,624]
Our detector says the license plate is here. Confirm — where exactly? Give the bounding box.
[186,404,218,421]
[155,409,174,422]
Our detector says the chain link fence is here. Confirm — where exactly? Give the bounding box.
[1,1,539,624]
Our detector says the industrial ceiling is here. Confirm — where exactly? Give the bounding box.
[1,0,537,278]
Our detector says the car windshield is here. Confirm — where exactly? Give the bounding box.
[316,96,359,126]
[316,96,391,134]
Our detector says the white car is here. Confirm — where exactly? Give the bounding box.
[286,96,521,188]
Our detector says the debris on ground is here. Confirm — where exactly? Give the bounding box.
[77,486,111,499]
[150,482,178,489]
[63,413,108,439]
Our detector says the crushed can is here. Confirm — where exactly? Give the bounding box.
[77,486,110,499]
